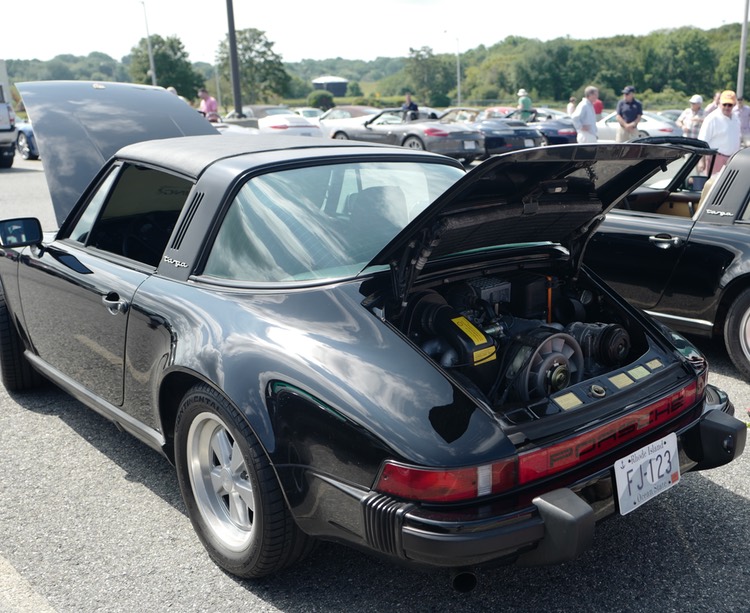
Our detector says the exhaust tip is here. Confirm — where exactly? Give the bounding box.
[450,569,477,593]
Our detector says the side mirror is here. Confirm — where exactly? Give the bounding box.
[0,218,43,247]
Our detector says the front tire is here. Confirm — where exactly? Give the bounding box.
[333,131,349,140]
[724,289,750,379]
[174,384,313,578]
[0,283,43,391]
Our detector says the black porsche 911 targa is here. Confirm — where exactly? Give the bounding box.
[2,81,744,592]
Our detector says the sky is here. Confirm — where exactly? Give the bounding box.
[2,0,747,65]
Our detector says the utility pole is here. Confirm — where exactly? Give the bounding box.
[226,0,243,117]
[141,1,157,86]
[739,0,749,97]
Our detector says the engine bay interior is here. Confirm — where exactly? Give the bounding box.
[389,268,652,425]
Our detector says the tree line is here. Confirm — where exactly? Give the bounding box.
[5,22,747,112]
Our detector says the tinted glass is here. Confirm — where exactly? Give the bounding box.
[203,161,464,282]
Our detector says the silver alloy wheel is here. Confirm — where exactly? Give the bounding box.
[740,307,750,364]
[17,133,30,159]
[186,411,256,552]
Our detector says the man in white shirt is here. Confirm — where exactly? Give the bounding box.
[571,86,599,143]
[698,90,741,175]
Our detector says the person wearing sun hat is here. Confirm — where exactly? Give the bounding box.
[698,90,741,174]
[516,88,532,121]
[676,94,705,139]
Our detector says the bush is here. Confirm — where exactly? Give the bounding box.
[306,90,335,110]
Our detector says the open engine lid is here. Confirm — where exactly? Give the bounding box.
[370,143,689,300]
[17,81,219,226]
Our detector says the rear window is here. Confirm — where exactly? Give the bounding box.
[203,161,464,282]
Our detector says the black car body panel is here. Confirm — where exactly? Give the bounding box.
[0,85,743,585]
[440,107,544,156]
[18,81,219,225]
[585,137,750,377]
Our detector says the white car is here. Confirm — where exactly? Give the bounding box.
[256,113,324,138]
[596,111,680,141]
[292,107,324,122]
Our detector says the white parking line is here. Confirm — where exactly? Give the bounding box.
[0,557,56,612]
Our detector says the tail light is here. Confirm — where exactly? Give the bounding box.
[267,124,289,130]
[374,374,704,503]
[423,127,450,138]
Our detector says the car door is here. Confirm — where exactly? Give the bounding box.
[586,210,693,310]
[18,162,193,406]
[362,111,404,145]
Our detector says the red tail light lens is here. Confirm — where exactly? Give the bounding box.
[374,375,704,503]
[423,127,450,137]
[268,124,289,130]
[376,458,517,503]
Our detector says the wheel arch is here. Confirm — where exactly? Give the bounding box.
[157,369,274,465]
[714,275,750,341]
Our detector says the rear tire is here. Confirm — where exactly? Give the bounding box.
[724,288,750,379]
[0,284,43,391]
[403,136,425,150]
[17,133,38,160]
[333,132,349,140]
[174,384,314,578]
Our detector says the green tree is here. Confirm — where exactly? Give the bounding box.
[216,28,290,104]
[404,47,453,106]
[347,81,363,97]
[129,35,204,97]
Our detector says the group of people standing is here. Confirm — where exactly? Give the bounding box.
[568,85,643,143]
[677,90,750,174]
[564,84,749,175]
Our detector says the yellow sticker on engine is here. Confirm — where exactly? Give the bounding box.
[628,366,650,380]
[473,346,497,365]
[646,359,664,371]
[554,392,583,410]
[609,373,634,389]
[451,316,487,346]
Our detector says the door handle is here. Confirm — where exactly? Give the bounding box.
[102,292,129,315]
[648,234,683,249]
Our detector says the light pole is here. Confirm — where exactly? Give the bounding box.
[739,0,749,97]
[141,1,157,86]
[443,31,461,105]
[455,37,461,106]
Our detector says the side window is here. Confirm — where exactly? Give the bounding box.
[68,164,193,267]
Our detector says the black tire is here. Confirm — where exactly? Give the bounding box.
[724,288,750,379]
[16,133,38,160]
[332,131,349,140]
[0,284,43,391]
[174,384,314,578]
[0,153,13,169]
[403,136,425,150]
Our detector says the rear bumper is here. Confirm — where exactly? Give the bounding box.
[363,386,745,569]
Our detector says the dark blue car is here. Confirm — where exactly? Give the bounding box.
[16,120,39,160]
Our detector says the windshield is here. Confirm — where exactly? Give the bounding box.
[203,160,464,283]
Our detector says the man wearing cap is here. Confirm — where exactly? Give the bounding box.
[698,90,741,174]
[733,96,750,147]
[615,86,643,142]
[677,95,706,139]
[517,88,532,121]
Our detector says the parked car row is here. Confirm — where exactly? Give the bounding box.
[4,82,744,593]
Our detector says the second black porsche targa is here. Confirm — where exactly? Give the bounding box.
[1,81,744,592]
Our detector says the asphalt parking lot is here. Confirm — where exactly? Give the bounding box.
[1,157,750,612]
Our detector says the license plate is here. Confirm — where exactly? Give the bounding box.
[463,140,477,150]
[524,138,535,147]
[613,432,680,516]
